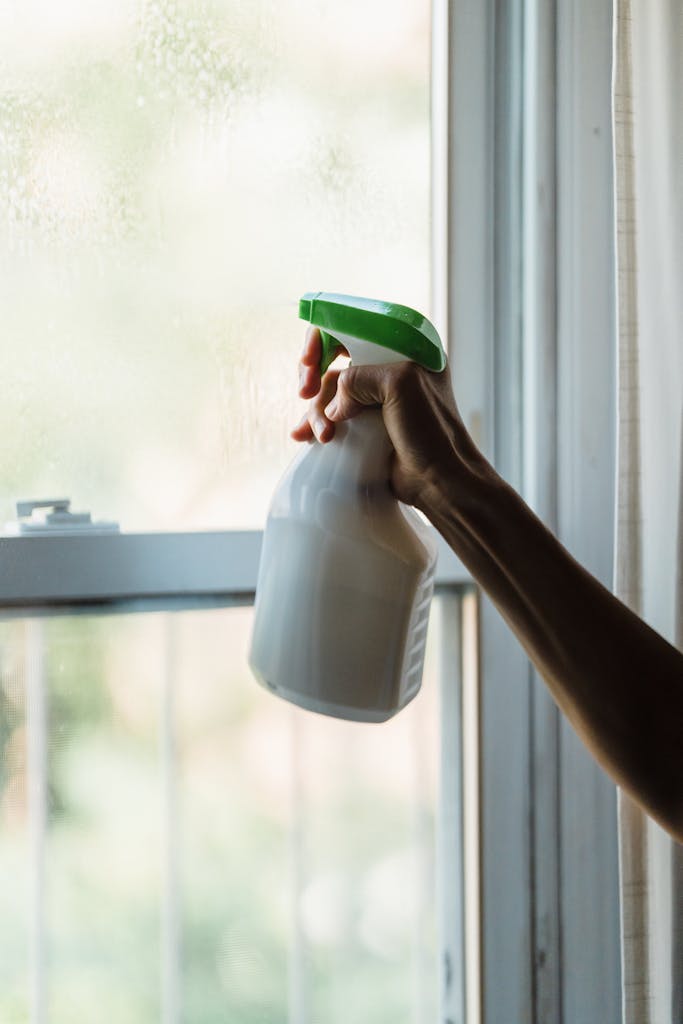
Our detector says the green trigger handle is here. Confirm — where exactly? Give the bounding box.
[299,291,446,375]
[319,329,344,375]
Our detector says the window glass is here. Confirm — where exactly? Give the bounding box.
[0,602,440,1023]
[0,0,431,530]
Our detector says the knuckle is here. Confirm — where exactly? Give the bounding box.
[391,359,421,392]
[336,366,354,398]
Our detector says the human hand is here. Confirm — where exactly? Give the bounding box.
[291,326,479,511]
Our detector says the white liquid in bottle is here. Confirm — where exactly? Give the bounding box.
[249,411,437,722]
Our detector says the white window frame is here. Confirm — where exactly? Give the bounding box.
[445,0,622,1021]
[0,529,469,607]
[0,1,624,1021]
[0,7,473,1024]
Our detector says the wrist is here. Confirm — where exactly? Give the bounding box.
[418,443,501,527]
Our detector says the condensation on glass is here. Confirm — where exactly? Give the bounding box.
[0,0,431,530]
[0,604,440,1023]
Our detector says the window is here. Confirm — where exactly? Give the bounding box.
[0,606,468,1022]
[2,1,625,1022]
[0,2,471,1023]
[0,0,433,530]
[448,0,622,1019]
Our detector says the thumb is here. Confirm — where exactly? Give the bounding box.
[324,365,387,422]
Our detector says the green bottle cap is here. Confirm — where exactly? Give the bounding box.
[299,291,446,375]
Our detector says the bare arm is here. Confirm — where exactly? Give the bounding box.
[293,329,683,842]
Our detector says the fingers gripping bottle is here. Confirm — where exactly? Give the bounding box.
[249,292,447,722]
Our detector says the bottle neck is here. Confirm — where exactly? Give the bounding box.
[330,410,394,491]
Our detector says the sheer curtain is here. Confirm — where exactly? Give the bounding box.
[613,1,683,1021]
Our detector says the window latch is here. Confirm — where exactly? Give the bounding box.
[6,498,120,536]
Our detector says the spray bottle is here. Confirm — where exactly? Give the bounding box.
[249,291,446,722]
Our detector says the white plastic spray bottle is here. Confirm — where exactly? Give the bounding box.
[249,291,447,722]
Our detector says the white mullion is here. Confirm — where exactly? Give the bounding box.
[450,2,535,1020]
[461,591,481,1024]
[25,618,47,1024]
[492,0,525,487]
[161,615,181,1024]
[410,671,436,1024]
[522,0,563,1017]
[431,7,464,1018]
[436,591,466,1024]
[431,0,450,344]
[555,1,622,1019]
[448,0,496,461]
[522,0,559,523]
[288,708,308,1024]
[0,532,262,607]
[0,531,468,609]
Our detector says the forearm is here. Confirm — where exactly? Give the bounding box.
[422,459,683,842]
[307,352,683,836]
